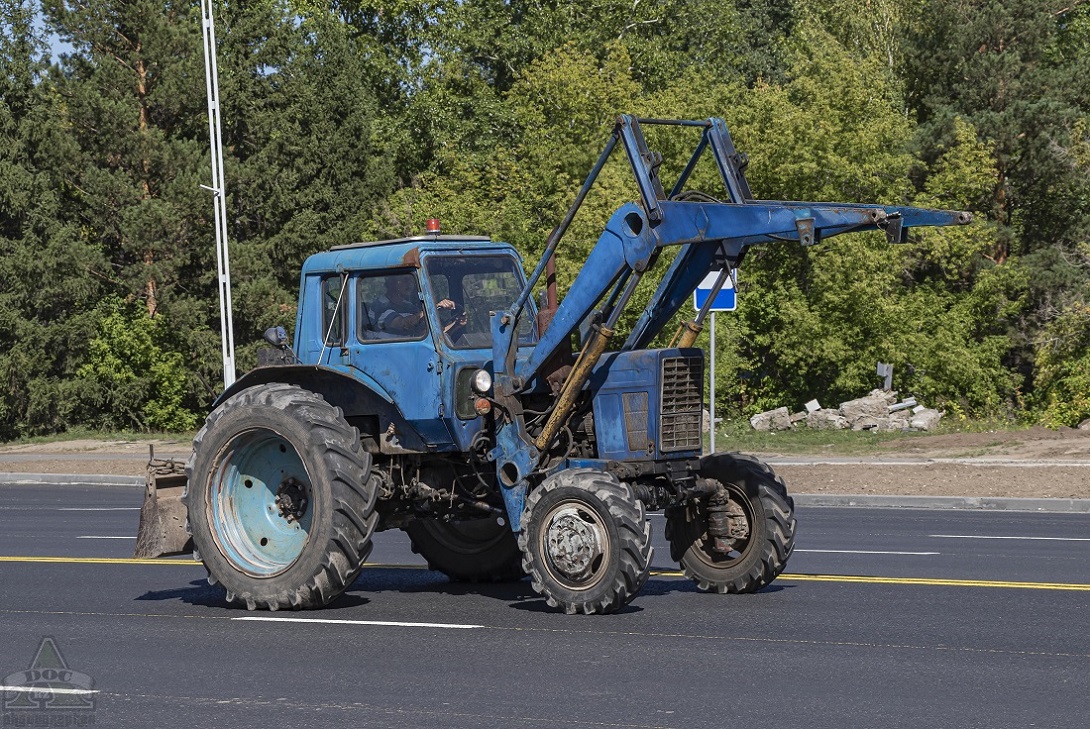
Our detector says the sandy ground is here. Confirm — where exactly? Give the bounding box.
[772,464,1090,500]
[2,428,1090,498]
[760,427,1090,499]
[0,439,190,477]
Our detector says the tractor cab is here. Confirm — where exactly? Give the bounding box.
[295,234,536,452]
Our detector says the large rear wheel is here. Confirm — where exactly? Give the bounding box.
[406,518,525,582]
[665,453,796,594]
[519,469,652,615]
[185,383,378,610]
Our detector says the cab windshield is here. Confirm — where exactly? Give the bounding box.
[425,255,536,349]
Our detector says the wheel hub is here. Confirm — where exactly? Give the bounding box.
[275,477,309,523]
[209,430,313,577]
[727,500,749,540]
[705,483,750,555]
[543,505,605,583]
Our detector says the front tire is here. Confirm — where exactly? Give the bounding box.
[406,518,525,582]
[665,453,796,594]
[518,469,652,615]
[185,384,378,610]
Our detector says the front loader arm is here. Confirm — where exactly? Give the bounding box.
[487,115,972,530]
[521,199,969,376]
[621,201,972,351]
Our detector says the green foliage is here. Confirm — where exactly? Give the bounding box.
[735,24,915,203]
[903,0,1090,256]
[1032,257,1090,426]
[2,0,1088,435]
[76,296,198,431]
[909,117,1001,283]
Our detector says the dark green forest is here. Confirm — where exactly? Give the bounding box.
[2,0,1089,437]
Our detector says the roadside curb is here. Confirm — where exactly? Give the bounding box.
[763,457,1090,466]
[4,472,1090,513]
[0,473,144,488]
[794,493,1090,513]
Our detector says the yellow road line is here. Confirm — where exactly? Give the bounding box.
[0,557,432,568]
[648,568,1090,591]
[776,573,1090,591]
[649,569,1090,591]
[3,556,1089,592]
[0,555,201,566]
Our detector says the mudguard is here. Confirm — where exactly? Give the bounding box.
[214,364,429,453]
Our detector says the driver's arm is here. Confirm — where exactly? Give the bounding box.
[378,307,424,333]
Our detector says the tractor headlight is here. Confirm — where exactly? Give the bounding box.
[471,369,493,394]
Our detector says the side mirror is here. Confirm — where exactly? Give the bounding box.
[263,326,289,348]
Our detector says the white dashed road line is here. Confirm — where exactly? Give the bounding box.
[58,507,140,511]
[233,617,484,629]
[0,686,98,695]
[795,549,940,555]
[930,534,1090,542]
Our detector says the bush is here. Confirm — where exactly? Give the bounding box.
[75,296,198,432]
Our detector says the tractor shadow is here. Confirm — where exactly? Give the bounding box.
[134,579,371,610]
[349,566,542,606]
[349,567,647,614]
[640,577,791,597]
[133,568,788,614]
[134,579,231,608]
[348,567,789,611]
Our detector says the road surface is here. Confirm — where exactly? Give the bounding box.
[1,483,1087,728]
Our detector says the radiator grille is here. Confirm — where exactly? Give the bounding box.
[660,356,703,451]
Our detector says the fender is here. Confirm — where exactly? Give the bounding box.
[214,365,429,453]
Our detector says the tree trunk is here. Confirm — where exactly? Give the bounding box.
[135,49,157,317]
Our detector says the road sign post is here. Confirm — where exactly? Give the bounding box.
[710,311,716,453]
[694,271,736,454]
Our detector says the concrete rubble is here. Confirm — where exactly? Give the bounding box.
[749,389,945,432]
[749,406,792,432]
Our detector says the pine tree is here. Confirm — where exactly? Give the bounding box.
[0,1,107,436]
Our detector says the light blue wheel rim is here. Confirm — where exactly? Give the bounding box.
[209,430,314,577]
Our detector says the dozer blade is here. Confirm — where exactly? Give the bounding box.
[134,456,194,559]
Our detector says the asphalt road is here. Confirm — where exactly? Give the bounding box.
[1,483,1088,728]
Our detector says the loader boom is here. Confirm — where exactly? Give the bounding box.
[488,115,972,503]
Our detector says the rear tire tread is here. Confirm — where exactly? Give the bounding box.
[184,383,378,610]
[666,453,797,595]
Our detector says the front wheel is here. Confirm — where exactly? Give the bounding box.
[185,384,378,610]
[665,453,796,594]
[518,469,652,615]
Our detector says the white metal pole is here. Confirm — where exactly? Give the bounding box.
[710,311,716,454]
[201,0,236,388]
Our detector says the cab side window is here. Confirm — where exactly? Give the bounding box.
[358,272,428,343]
[321,275,346,346]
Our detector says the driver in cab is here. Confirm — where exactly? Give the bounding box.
[375,274,465,337]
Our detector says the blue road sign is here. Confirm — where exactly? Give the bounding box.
[693,271,736,312]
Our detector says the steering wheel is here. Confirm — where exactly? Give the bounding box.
[439,305,468,335]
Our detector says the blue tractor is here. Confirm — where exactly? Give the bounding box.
[136,116,972,614]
